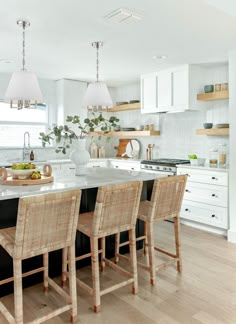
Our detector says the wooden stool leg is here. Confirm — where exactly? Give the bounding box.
[68,245,77,323]
[101,237,106,271]
[62,247,68,287]
[143,221,148,255]
[114,233,120,264]
[14,259,23,324]
[129,228,138,294]
[43,253,49,292]
[174,216,182,273]
[91,237,101,313]
[147,222,156,286]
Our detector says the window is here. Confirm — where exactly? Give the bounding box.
[0,102,49,147]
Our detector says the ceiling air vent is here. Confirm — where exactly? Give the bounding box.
[104,8,142,24]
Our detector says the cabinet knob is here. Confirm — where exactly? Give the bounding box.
[185,208,189,212]
[212,193,217,197]
[185,189,191,193]
[211,214,216,218]
[131,167,134,170]
[211,176,218,180]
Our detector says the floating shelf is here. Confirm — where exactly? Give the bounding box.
[197,90,229,101]
[89,130,160,137]
[196,128,229,136]
[104,102,140,112]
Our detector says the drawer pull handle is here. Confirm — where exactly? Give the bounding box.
[131,167,134,170]
[211,214,216,218]
[185,208,189,212]
[185,189,191,193]
[212,194,217,197]
[211,177,218,180]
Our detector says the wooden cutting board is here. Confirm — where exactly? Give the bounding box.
[0,164,54,186]
[114,139,132,158]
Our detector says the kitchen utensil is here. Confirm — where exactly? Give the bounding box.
[204,85,214,93]
[203,123,213,129]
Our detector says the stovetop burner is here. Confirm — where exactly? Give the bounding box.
[141,158,190,166]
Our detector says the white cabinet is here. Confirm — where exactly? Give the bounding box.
[157,71,172,112]
[140,73,157,113]
[109,160,140,171]
[177,167,228,230]
[141,65,204,114]
[87,160,108,168]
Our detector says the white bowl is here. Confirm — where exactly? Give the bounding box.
[190,159,198,166]
[9,169,34,180]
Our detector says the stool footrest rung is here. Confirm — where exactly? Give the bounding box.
[100,278,134,296]
[48,277,71,304]
[154,246,177,258]
[28,304,71,324]
[0,266,45,285]
[156,258,179,272]
[103,258,133,279]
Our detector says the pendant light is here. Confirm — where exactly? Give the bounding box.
[83,42,113,112]
[5,20,43,109]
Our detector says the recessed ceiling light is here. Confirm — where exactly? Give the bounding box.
[152,55,168,60]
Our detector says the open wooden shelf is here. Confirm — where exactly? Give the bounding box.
[89,130,160,137]
[104,102,140,112]
[197,90,229,101]
[196,128,229,136]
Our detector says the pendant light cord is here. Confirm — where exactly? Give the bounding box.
[22,21,26,71]
[96,42,99,82]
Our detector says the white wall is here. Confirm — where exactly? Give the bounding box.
[228,51,236,243]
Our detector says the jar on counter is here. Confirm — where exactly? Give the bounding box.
[209,149,218,167]
[218,144,227,167]
[90,142,98,158]
[98,146,106,158]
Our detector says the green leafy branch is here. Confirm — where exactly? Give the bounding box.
[39,113,119,154]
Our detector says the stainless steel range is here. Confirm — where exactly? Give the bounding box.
[140,158,190,175]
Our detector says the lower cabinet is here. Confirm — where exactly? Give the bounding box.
[109,160,141,171]
[177,166,228,230]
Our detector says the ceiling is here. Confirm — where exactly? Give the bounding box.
[0,0,236,86]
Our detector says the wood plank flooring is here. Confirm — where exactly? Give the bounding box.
[0,222,236,323]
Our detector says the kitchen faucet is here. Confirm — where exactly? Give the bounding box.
[23,131,31,161]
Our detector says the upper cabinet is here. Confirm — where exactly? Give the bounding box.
[140,73,158,113]
[141,65,204,114]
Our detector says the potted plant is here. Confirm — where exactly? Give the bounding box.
[39,113,119,175]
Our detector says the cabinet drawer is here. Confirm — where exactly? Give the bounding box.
[184,182,228,207]
[109,161,140,171]
[88,161,107,168]
[180,201,228,229]
[177,168,228,186]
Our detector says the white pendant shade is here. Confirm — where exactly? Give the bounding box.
[83,82,113,108]
[5,71,43,102]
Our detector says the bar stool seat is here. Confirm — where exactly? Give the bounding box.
[0,189,81,324]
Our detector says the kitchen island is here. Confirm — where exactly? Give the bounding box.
[0,167,164,297]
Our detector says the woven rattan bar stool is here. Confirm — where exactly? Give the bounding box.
[0,189,81,324]
[115,175,187,286]
[63,181,142,313]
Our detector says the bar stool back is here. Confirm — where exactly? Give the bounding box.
[0,189,81,324]
[115,175,187,286]
[74,181,143,313]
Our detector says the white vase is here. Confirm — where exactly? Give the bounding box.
[70,138,90,175]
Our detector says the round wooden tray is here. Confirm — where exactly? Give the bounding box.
[0,164,54,186]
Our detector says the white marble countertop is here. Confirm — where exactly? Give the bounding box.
[0,167,163,200]
[176,164,229,172]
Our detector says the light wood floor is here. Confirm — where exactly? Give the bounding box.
[1,222,236,324]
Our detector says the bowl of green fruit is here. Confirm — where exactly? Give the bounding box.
[9,163,37,180]
[188,154,198,166]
